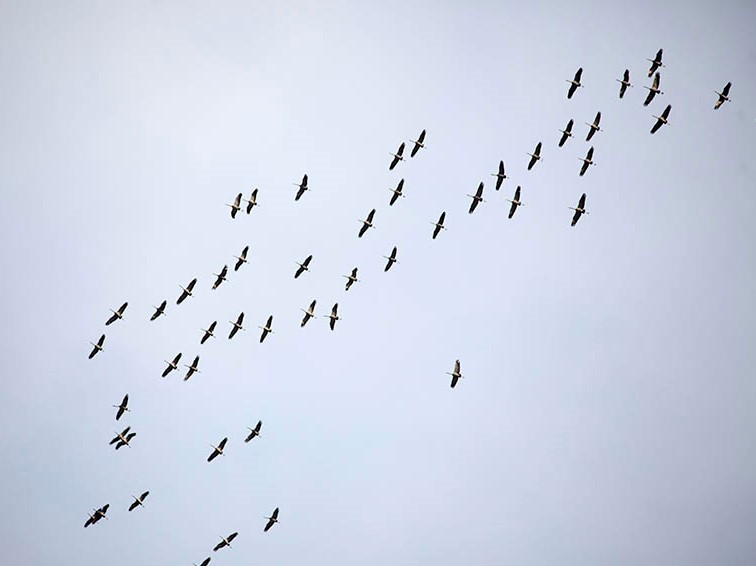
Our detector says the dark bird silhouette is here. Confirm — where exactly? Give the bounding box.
[106,302,128,326]
[128,491,149,512]
[295,254,313,278]
[585,111,602,141]
[259,315,274,343]
[491,161,507,190]
[244,421,262,443]
[162,353,182,377]
[226,193,242,219]
[234,245,249,272]
[579,146,595,176]
[300,300,317,327]
[84,504,109,528]
[358,209,376,238]
[389,142,405,170]
[88,334,105,359]
[558,119,574,147]
[294,174,309,201]
[506,186,523,219]
[228,312,244,340]
[643,72,663,106]
[213,531,237,551]
[201,321,217,344]
[410,129,426,157]
[383,246,398,272]
[328,303,340,331]
[343,268,359,291]
[244,189,258,214]
[212,265,228,290]
[566,67,583,99]
[264,507,279,532]
[184,355,201,381]
[570,193,589,226]
[113,394,129,421]
[150,300,167,321]
[616,69,632,98]
[446,359,463,388]
[714,81,732,109]
[527,142,542,170]
[467,182,485,214]
[177,278,197,305]
[650,104,672,134]
[207,437,228,462]
[110,426,136,449]
[431,211,446,239]
[647,48,663,77]
[389,179,405,205]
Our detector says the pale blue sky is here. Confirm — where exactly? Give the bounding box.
[1,1,755,564]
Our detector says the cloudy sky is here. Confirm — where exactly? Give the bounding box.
[1,1,755,564]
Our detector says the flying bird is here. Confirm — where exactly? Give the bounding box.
[579,146,595,176]
[328,303,340,331]
[343,268,359,291]
[389,178,405,205]
[150,300,167,321]
[201,321,217,344]
[211,265,228,290]
[570,193,589,226]
[259,315,274,343]
[389,142,405,170]
[184,355,201,381]
[491,161,507,190]
[226,193,243,219]
[128,491,149,512]
[207,437,228,462]
[714,81,732,109]
[113,394,129,421]
[616,69,632,98]
[527,142,542,170]
[446,359,463,388]
[177,278,197,305]
[585,111,602,141]
[294,174,309,201]
[383,246,398,272]
[643,72,664,106]
[105,302,128,326]
[84,504,109,528]
[213,531,238,551]
[110,426,136,449]
[506,186,523,219]
[358,209,376,238]
[228,312,244,340]
[558,119,574,147]
[300,300,317,327]
[431,211,446,239]
[88,333,105,359]
[410,129,426,157]
[162,353,182,378]
[566,67,583,99]
[467,182,485,214]
[245,421,262,443]
[647,48,663,77]
[234,245,249,272]
[650,104,672,134]
[264,507,280,532]
[244,189,258,214]
[295,254,313,278]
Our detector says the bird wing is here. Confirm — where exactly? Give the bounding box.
[266,315,273,327]
[213,541,223,551]
[255,420,262,432]
[454,359,460,374]
[302,174,308,187]
[723,81,731,96]
[558,131,568,147]
[141,491,150,501]
[264,519,274,532]
[397,142,405,156]
[623,69,630,82]
[295,264,304,278]
[389,191,398,206]
[303,254,312,267]
[528,154,537,170]
[227,532,238,542]
[594,111,601,126]
[451,374,459,388]
[187,278,197,292]
[619,82,627,98]
[309,300,317,311]
[468,198,478,214]
[245,431,254,442]
[219,437,228,450]
[438,211,446,225]
[358,223,368,238]
[662,104,671,119]
[329,316,336,330]
[296,186,306,200]
[475,182,484,199]
[418,129,426,143]
[396,178,404,193]
[233,193,242,207]
[567,83,577,98]
[535,142,542,155]
[208,321,217,332]
[578,193,586,209]
[192,355,200,368]
[161,364,172,377]
[508,200,517,219]
[586,147,594,160]
[236,312,244,326]
[389,155,400,170]
[351,268,358,278]
[106,312,118,325]
[566,119,573,133]
[514,186,521,202]
[220,265,227,278]
[574,67,583,82]
[650,116,663,134]
[119,302,128,315]
[272,507,279,519]
[331,303,338,317]
[367,209,376,223]
[208,450,219,462]
[652,72,660,91]
[571,209,581,226]
[172,353,182,365]
[201,558,212,566]
[128,500,139,512]
[580,160,589,176]
[643,89,655,106]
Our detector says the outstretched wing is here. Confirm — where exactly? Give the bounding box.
[227,532,238,543]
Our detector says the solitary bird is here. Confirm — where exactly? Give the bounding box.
[643,72,663,106]
[110,426,136,449]
[343,268,359,291]
[714,81,732,109]
[228,312,244,340]
[207,437,228,462]
[226,193,243,219]
[650,104,672,134]
[128,491,149,512]
[647,48,663,77]
[211,265,228,290]
[585,111,602,141]
[328,303,340,331]
[467,182,485,214]
[201,321,217,344]
[294,174,309,201]
[84,504,109,528]
[527,142,542,170]
[259,315,274,343]
[176,278,197,305]
[431,211,446,239]
[616,69,632,98]
[358,209,376,238]
[244,189,258,214]
[213,532,238,551]
[446,359,463,388]
[162,353,182,378]
[113,394,129,421]
[295,254,313,278]
[88,334,105,359]
[383,246,398,272]
[389,179,405,206]
[491,161,507,190]
[506,186,523,219]
[579,146,595,176]
[184,355,201,381]
[264,507,280,532]
[570,193,589,226]
[410,129,426,157]
[566,67,583,99]
[389,142,405,170]
[300,300,317,327]
[558,119,574,147]
[245,420,262,443]
[150,300,167,321]
[106,302,128,326]
[234,245,249,272]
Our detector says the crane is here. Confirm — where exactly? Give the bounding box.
[213,531,238,551]
[647,48,663,77]
[88,333,105,359]
[566,67,583,99]
[295,254,313,278]
[184,355,201,381]
[506,186,523,219]
[643,72,663,106]
[389,142,405,170]
[113,394,129,421]
[245,420,262,443]
[84,503,109,528]
[343,268,359,291]
[383,246,398,272]
[558,119,574,147]
[162,353,182,377]
[616,69,632,98]
[446,359,463,388]
[527,142,542,170]
[106,302,128,326]
[410,129,426,157]
[226,193,242,219]
[358,209,376,238]
[650,104,672,134]
[467,182,485,213]
[211,265,228,290]
[201,321,217,344]
[259,315,274,343]
[714,81,732,109]
[228,312,244,340]
[389,178,405,205]
[244,189,258,214]
[294,174,309,201]
[150,300,167,321]
[585,111,602,141]
[328,303,340,330]
[431,211,446,239]
[570,193,589,226]
[579,146,595,176]
[110,426,136,449]
[491,160,508,190]
[264,507,280,532]
[301,300,317,327]
[207,437,228,462]
[234,245,249,272]
[176,278,197,305]
[128,491,149,512]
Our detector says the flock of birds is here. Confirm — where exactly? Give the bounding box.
[82,47,733,564]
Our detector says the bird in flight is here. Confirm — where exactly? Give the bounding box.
[446,360,463,388]
[113,394,129,421]
[714,81,732,109]
[389,142,405,170]
[150,300,167,321]
[389,179,405,206]
[410,129,426,157]
[207,437,228,462]
[294,174,309,201]
[245,420,262,443]
[264,507,280,532]
[431,211,446,239]
[88,333,105,359]
[177,278,197,305]
[128,491,150,512]
[300,300,317,327]
[616,69,632,98]
[566,67,583,99]
[213,531,238,551]
[106,302,128,326]
[650,104,672,134]
[383,246,398,272]
[506,186,523,219]
[201,321,217,344]
[558,119,574,147]
[226,193,242,219]
[570,193,589,226]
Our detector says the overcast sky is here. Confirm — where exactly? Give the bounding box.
[1,1,755,564]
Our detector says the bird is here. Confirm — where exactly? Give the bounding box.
[162,353,182,377]
[643,72,663,106]
[84,503,109,528]
[264,507,280,532]
[585,111,602,141]
[201,321,217,344]
[113,394,129,421]
[244,189,258,214]
[491,161,507,190]
[88,334,105,359]
[527,142,542,170]
[300,300,317,327]
[570,193,589,226]
[566,67,583,99]
[383,246,398,272]
[389,179,405,205]
[226,193,243,219]
[343,268,359,291]
[647,48,663,77]
[213,531,238,551]
[207,437,228,462]
[105,302,128,325]
[650,104,672,134]
[177,278,197,304]
[110,426,136,449]
[211,265,228,290]
[410,129,426,157]
[579,146,595,176]
[714,81,732,109]
[558,119,574,147]
[358,209,376,238]
[295,254,313,278]
[446,359,463,388]
[228,312,244,340]
[431,211,446,239]
[389,142,405,170]
[616,69,632,98]
[184,355,201,381]
[506,186,523,219]
[259,315,274,343]
[244,421,262,443]
[128,491,149,512]
[467,182,485,214]
[234,245,249,272]
[294,174,309,201]
[150,300,167,321]
[193,558,211,566]
[328,303,340,331]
